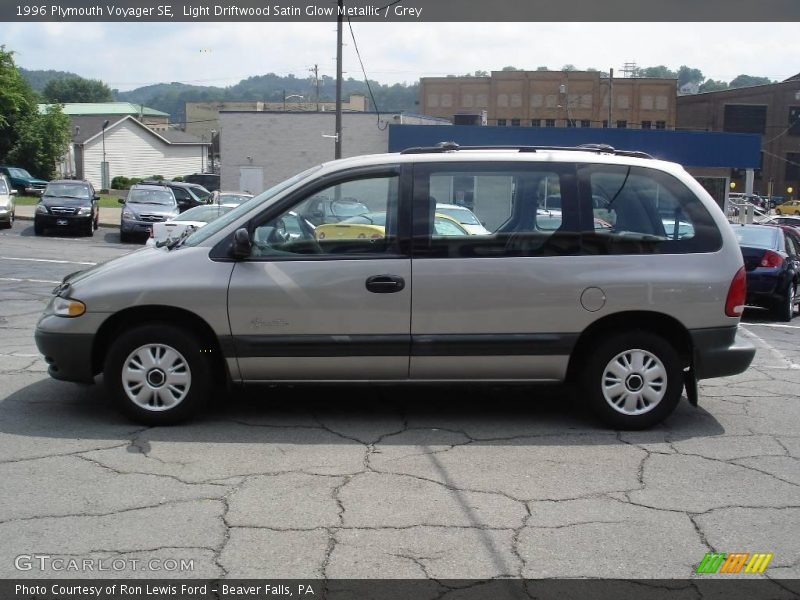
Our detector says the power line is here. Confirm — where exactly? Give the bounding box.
[346,15,386,130]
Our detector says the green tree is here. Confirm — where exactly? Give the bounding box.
[501,66,521,71]
[43,75,113,103]
[561,64,577,71]
[699,79,728,93]
[677,66,704,87]
[536,66,549,71]
[728,74,774,89]
[0,46,70,179]
[8,104,70,179]
[0,46,37,160]
[639,65,677,79]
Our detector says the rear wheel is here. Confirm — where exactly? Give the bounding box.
[104,324,211,425]
[773,284,796,322]
[581,331,683,430]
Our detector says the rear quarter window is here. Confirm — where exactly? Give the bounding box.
[579,164,722,255]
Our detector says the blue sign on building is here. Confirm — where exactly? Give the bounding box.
[388,125,761,169]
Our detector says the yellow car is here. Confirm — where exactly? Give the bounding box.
[776,200,800,216]
[315,212,470,241]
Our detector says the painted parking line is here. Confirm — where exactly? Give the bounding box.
[742,322,800,330]
[739,325,800,370]
[0,256,96,265]
[0,277,61,284]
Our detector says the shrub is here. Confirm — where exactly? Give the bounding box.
[110,176,129,189]
[171,175,184,182]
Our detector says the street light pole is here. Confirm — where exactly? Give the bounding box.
[101,119,109,190]
[210,129,216,173]
[335,0,343,159]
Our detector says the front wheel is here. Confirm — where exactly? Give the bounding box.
[581,331,683,430]
[104,324,211,424]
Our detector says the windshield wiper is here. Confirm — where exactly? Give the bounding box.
[165,225,197,250]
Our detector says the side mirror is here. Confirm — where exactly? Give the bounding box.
[117,198,125,204]
[231,227,252,258]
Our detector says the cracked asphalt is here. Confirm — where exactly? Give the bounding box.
[1,222,799,584]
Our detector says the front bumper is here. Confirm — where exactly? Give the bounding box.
[34,329,95,383]
[25,185,46,196]
[121,218,165,234]
[35,214,92,228]
[691,326,755,380]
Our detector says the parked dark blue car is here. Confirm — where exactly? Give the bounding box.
[732,224,800,321]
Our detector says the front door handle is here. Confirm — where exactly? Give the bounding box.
[366,275,405,293]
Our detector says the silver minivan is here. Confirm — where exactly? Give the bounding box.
[35,144,755,429]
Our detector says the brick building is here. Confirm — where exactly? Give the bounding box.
[419,70,677,130]
[676,75,800,200]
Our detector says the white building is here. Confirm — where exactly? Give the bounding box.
[218,111,449,193]
[69,115,209,189]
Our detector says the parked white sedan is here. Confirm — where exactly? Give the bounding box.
[146,204,234,246]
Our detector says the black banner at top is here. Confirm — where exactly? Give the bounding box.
[3,0,800,22]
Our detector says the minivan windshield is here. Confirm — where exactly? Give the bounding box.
[127,188,175,205]
[182,165,323,247]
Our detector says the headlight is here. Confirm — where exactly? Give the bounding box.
[122,210,137,220]
[35,204,49,214]
[77,207,92,216]
[52,296,86,317]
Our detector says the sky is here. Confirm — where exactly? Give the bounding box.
[4,22,799,92]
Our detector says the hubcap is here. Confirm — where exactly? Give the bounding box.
[121,344,191,411]
[601,348,667,416]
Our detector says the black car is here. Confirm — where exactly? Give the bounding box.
[140,181,211,213]
[732,223,800,321]
[182,173,220,192]
[34,180,99,236]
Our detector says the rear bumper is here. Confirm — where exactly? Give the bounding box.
[34,329,95,383]
[691,326,755,380]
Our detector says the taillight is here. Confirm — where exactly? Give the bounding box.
[759,250,784,268]
[725,266,746,317]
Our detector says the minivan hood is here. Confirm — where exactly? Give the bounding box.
[125,202,178,215]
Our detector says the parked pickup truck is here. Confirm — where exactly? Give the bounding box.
[0,165,48,196]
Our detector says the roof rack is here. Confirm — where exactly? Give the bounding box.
[400,141,653,159]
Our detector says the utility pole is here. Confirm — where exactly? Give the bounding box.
[335,0,343,159]
[309,64,320,111]
[608,67,614,128]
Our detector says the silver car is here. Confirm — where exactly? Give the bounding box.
[35,144,755,428]
[0,174,15,229]
[119,184,179,243]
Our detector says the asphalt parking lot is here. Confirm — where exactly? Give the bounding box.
[1,221,799,584]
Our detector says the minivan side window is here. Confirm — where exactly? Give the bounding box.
[249,174,401,257]
[579,164,722,254]
[413,162,580,258]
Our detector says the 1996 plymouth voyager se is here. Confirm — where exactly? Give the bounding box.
[35,144,755,429]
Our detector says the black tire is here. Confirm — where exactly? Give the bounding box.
[104,323,211,425]
[120,230,131,243]
[84,218,94,237]
[0,214,11,229]
[581,331,683,430]
[33,220,44,236]
[772,284,796,322]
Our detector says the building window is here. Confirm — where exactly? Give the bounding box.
[655,95,669,110]
[724,104,767,134]
[441,94,453,108]
[510,93,522,108]
[497,119,507,127]
[497,94,509,108]
[581,120,591,128]
[789,107,800,135]
[511,118,521,126]
[786,153,800,181]
[427,94,439,108]
[476,94,488,107]
[641,95,654,110]
[602,120,608,128]
[530,119,541,127]
[461,94,474,108]
[545,119,556,127]
[616,95,630,109]
[641,120,652,129]
[566,119,577,127]
[531,94,543,108]
[655,120,666,130]
[616,120,627,129]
